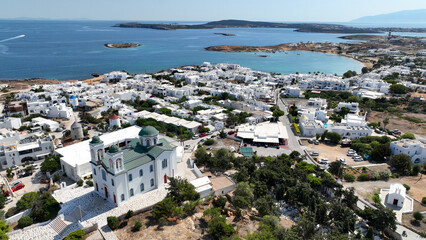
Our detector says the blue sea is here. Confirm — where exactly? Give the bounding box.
[0,20,423,80]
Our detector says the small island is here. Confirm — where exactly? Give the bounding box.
[104,43,141,49]
[214,33,236,36]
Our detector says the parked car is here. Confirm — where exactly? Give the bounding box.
[353,156,363,162]
[227,131,235,135]
[184,144,190,150]
[11,165,19,170]
[310,152,319,156]
[338,158,347,165]
[319,159,330,164]
[57,143,63,148]
[314,140,319,145]
[11,183,25,192]
[19,171,33,178]
[308,139,314,144]
[5,196,12,204]
[40,179,49,183]
[31,164,39,169]
[17,169,23,174]
[83,136,90,141]
[192,135,199,140]
[347,152,355,156]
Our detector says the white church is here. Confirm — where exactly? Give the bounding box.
[90,126,179,205]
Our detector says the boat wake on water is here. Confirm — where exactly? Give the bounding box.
[0,34,25,43]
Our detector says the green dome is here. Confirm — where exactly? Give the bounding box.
[108,145,120,154]
[138,126,159,137]
[90,136,102,144]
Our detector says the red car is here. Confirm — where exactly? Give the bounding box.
[12,183,25,192]
[199,133,206,137]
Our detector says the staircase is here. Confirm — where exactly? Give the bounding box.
[48,215,69,235]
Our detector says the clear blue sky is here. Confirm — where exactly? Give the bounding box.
[1,0,425,22]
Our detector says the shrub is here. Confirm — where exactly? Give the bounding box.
[5,207,17,218]
[343,173,355,182]
[422,197,426,204]
[370,170,379,181]
[125,210,134,219]
[107,216,120,230]
[413,211,423,222]
[403,184,410,191]
[76,179,84,187]
[18,216,33,228]
[357,173,370,181]
[379,169,391,180]
[133,220,142,232]
[53,174,60,182]
[64,229,85,240]
[203,139,215,146]
[166,132,175,138]
[86,180,93,187]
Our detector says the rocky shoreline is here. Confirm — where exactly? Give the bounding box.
[104,43,141,48]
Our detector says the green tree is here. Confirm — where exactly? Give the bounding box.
[212,148,233,171]
[30,192,60,222]
[40,155,61,173]
[212,197,227,209]
[328,161,344,178]
[233,182,254,209]
[194,147,210,165]
[326,132,342,144]
[272,110,284,118]
[390,84,409,94]
[16,192,39,211]
[383,117,389,130]
[166,177,200,204]
[370,144,390,162]
[390,154,412,175]
[255,196,278,217]
[152,197,183,222]
[357,206,396,231]
[207,215,235,239]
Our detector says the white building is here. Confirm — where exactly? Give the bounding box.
[390,139,425,165]
[386,183,406,208]
[47,103,73,119]
[307,98,327,109]
[336,102,359,114]
[31,117,60,132]
[103,71,128,83]
[0,117,22,130]
[237,122,288,145]
[90,126,179,205]
[0,133,54,169]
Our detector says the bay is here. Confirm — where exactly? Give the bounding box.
[0,20,377,80]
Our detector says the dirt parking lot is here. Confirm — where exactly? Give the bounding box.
[302,140,367,166]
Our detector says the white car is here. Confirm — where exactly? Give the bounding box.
[31,164,39,169]
[338,159,347,165]
[354,156,363,161]
[347,152,354,156]
[319,158,330,164]
[184,144,190,150]
[5,196,12,204]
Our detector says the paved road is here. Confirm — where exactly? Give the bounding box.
[276,96,303,154]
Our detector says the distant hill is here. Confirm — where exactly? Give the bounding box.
[351,9,426,23]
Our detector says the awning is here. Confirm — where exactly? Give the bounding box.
[17,143,39,152]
